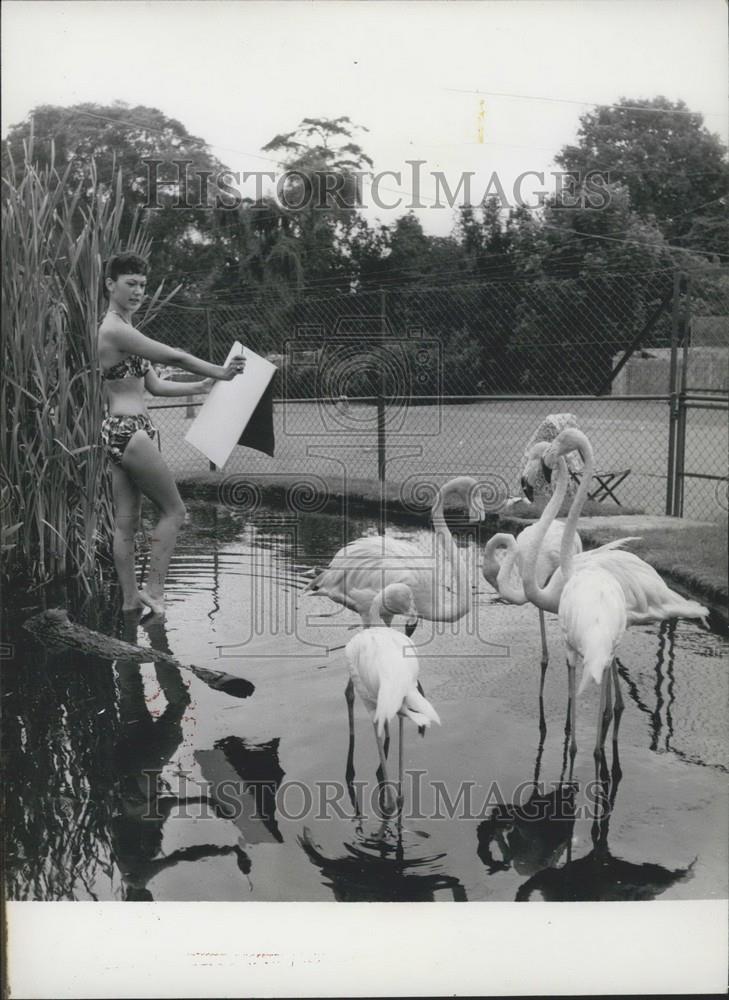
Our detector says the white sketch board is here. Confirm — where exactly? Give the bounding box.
[184,341,276,468]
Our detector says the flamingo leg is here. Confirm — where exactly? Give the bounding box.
[373,722,396,815]
[416,680,427,737]
[610,719,623,791]
[591,750,610,849]
[345,678,355,746]
[595,667,613,759]
[533,718,546,789]
[567,659,577,775]
[538,608,549,672]
[538,687,547,740]
[559,729,569,786]
[594,678,607,752]
[611,658,624,748]
[344,679,360,818]
[559,681,571,784]
[537,610,548,737]
[397,715,405,814]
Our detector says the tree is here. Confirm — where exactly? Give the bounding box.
[262,116,374,288]
[497,182,678,393]
[456,199,515,280]
[342,216,391,290]
[555,97,729,256]
[3,102,229,284]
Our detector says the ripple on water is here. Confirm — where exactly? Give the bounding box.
[4,501,728,902]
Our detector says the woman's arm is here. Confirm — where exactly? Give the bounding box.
[144,370,214,397]
[104,318,244,380]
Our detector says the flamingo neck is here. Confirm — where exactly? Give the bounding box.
[431,481,465,557]
[431,480,470,616]
[560,435,594,580]
[521,457,569,612]
[365,593,385,625]
[489,535,526,604]
[430,487,449,536]
[362,595,381,625]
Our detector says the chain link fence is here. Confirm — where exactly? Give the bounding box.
[668,269,729,518]
[147,272,679,396]
[145,270,728,521]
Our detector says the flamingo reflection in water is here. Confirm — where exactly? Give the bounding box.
[476,698,694,901]
[476,730,577,879]
[298,825,467,902]
[110,614,250,900]
[515,746,695,902]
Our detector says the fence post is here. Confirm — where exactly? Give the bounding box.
[674,274,691,517]
[665,271,682,515]
[206,307,217,473]
[377,288,387,535]
[206,307,214,361]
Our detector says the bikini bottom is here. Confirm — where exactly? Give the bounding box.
[101,414,157,466]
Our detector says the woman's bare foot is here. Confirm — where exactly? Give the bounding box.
[121,591,146,613]
[139,586,165,616]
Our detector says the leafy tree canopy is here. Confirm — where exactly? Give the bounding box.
[555,97,729,255]
[3,102,229,281]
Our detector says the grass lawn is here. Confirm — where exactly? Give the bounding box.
[154,396,727,521]
[579,521,728,602]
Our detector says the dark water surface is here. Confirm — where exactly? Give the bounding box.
[3,502,727,902]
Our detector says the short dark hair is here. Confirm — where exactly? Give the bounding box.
[106,252,149,282]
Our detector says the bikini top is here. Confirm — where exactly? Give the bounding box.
[101,355,151,381]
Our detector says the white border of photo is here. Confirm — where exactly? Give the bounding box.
[6,899,728,997]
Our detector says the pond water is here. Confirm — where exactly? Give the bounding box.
[3,501,728,903]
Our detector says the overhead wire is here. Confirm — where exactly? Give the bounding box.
[16,101,725,295]
[441,87,727,118]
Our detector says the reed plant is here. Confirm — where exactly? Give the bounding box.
[2,138,177,589]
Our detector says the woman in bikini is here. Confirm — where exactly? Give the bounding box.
[99,252,246,616]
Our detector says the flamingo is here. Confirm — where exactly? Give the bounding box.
[483,442,632,706]
[345,585,441,815]
[559,566,628,765]
[481,519,583,679]
[520,428,708,763]
[302,475,486,633]
[520,429,709,627]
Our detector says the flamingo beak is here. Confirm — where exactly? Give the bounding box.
[405,601,419,636]
[521,476,534,502]
[541,460,553,484]
[469,488,487,522]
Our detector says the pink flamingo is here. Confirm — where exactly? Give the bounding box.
[303,476,486,631]
[522,428,708,763]
[481,519,583,677]
[345,585,441,814]
[520,429,709,627]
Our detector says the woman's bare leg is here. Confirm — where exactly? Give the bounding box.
[121,431,186,615]
[111,464,144,610]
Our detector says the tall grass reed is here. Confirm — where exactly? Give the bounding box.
[2,139,177,589]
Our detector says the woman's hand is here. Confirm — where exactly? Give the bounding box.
[218,354,247,380]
